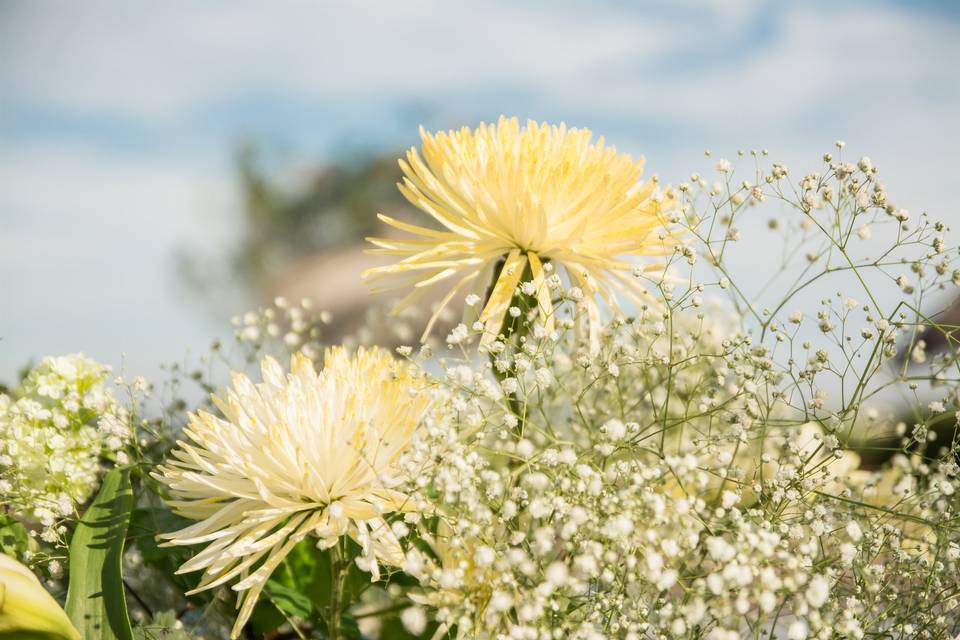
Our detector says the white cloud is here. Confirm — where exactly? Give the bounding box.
[0,143,232,235]
[0,1,676,122]
[1,0,958,382]
[5,1,955,133]
[542,4,959,126]
[0,142,237,380]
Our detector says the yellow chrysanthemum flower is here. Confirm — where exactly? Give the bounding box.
[364,116,677,344]
[155,348,428,638]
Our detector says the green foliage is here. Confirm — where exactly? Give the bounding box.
[379,615,442,640]
[178,144,413,300]
[127,508,189,566]
[0,513,31,557]
[126,507,200,597]
[233,144,404,265]
[131,611,193,640]
[65,468,134,640]
[249,538,373,638]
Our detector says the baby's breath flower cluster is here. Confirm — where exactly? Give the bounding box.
[231,295,330,360]
[0,354,130,542]
[396,297,960,637]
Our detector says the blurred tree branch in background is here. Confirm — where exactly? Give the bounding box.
[180,143,406,295]
[233,143,406,280]
[178,142,452,343]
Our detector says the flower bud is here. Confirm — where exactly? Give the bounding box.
[0,553,81,640]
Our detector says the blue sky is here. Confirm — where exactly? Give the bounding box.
[1,0,959,380]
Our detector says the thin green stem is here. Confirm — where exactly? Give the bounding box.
[483,255,536,436]
[327,542,348,640]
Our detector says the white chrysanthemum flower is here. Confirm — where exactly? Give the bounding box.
[156,348,429,638]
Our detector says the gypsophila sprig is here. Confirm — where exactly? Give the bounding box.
[0,354,130,547]
[231,295,330,362]
[396,295,960,639]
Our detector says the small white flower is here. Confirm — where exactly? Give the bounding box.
[535,367,553,388]
[758,590,776,613]
[489,590,514,612]
[401,605,427,636]
[805,575,830,608]
[447,323,469,345]
[787,620,808,640]
[545,561,569,586]
[602,419,627,442]
[847,520,863,542]
[721,490,739,509]
[840,542,856,566]
[656,568,678,590]
[474,545,496,567]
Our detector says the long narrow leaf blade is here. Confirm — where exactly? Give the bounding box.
[65,467,134,640]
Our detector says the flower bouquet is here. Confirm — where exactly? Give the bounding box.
[3,117,959,639]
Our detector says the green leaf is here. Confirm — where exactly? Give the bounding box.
[0,513,31,556]
[337,611,362,640]
[248,599,288,636]
[268,538,332,609]
[249,539,331,635]
[379,616,422,640]
[65,467,135,640]
[263,582,315,619]
[252,538,374,636]
[245,536,392,636]
[126,506,211,603]
[127,507,192,564]
[369,606,442,640]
